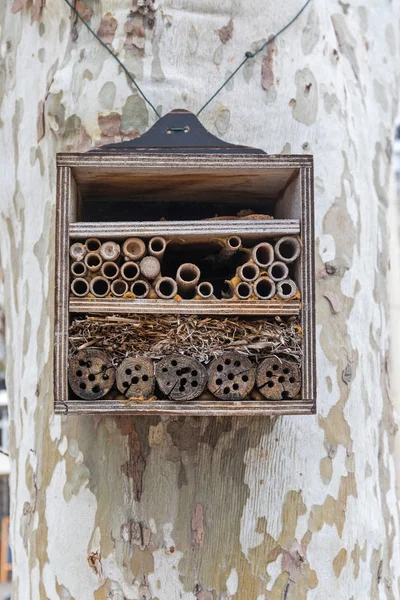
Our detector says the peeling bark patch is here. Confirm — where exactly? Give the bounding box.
[88,551,103,581]
[261,39,275,93]
[331,14,360,81]
[192,504,204,549]
[97,13,118,45]
[217,19,234,44]
[37,99,44,142]
[333,548,347,577]
[75,1,92,23]
[119,420,147,502]
[291,68,318,125]
[301,7,320,55]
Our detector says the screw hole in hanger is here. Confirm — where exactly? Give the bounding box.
[166,126,190,134]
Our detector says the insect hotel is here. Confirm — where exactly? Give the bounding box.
[55,110,315,415]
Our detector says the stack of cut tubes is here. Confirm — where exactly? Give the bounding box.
[70,235,301,301]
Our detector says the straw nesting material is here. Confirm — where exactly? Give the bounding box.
[69,313,302,364]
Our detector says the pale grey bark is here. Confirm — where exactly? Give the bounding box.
[1,1,400,598]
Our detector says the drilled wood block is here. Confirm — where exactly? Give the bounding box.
[155,354,207,401]
[207,352,255,401]
[116,357,155,399]
[256,357,301,400]
[68,349,115,400]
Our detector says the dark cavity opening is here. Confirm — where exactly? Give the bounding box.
[279,239,297,260]
[150,238,164,252]
[112,280,127,295]
[270,264,286,280]
[86,239,100,251]
[281,283,292,296]
[122,263,139,280]
[237,283,251,298]
[160,279,175,297]
[255,279,273,298]
[132,281,148,297]
[256,245,272,266]
[72,279,89,296]
[86,253,101,267]
[92,278,109,296]
[242,265,257,280]
[180,266,197,282]
[72,263,85,275]
[103,263,118,278]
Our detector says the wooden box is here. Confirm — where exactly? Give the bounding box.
[54,110,315,416]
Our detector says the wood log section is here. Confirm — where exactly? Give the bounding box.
[256,357,301,400]
[68,349,115,400]
[155,354,207,401]
[207,351,255,400]
[116,357,155,399]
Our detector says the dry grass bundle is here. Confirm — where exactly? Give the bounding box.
[69,314,302,365]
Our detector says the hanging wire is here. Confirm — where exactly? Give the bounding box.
[62,0,312,121]
[62,0,162,119]
[196,0,312,116]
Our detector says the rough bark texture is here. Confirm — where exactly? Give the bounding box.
[1,1,400,598]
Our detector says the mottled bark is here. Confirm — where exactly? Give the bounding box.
[1,1,400,598]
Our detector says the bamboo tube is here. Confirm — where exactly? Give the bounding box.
[100,241,120,261]
[139,256,161,281]
[176,263,201,294]
[70,242,87,261]
[84,252,103,273]
[90,276,110,297]
[267,261,289,282]
[71,278,90,297]
[154,277,178,299]
[274,236,301,263]
[85,238,101,252]
[196,282,214,299]
[252,242,274,268]
[101,261,120,280]
[131,279,150,298]
[235,281,252,299]
[71,261,87,278]
[111,279,128,297]
[120,261,140,282]
[277,279,298,300]
[225,236,241,253]
[254,277,276,300]
[237,262,260,282]
[149,236,167,259]
[122,237,146,261]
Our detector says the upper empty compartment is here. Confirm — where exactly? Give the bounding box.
[67,163,301,222]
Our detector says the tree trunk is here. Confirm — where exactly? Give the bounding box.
[1,1,400,598]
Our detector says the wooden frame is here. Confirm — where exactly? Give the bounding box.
[55,134,315,416]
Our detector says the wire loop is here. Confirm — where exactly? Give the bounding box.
[62,0,312,121]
